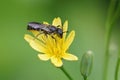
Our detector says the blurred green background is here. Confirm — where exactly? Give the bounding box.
[0,0,120,80]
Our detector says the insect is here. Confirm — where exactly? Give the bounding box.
[27,22,63,38]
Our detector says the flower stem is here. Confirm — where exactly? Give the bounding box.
[60,66,73,80]
[112,0,120,24]
[115,45,120,80]
[103,23,113,80]
[103,0,117,80]
[115,56,120,80]
[83,76,87,80]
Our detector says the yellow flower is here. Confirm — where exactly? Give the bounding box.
[24,17,78,67]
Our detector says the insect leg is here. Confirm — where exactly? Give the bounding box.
[56,25,61,28]
[35,30,44,38]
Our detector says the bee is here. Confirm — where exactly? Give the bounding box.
[27,22,63,38]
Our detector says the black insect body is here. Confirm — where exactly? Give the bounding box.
[27,22,63,38]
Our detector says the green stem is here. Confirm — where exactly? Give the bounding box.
[83,76,87,80]
[112,0,120,24]
[115,57,120,80]
[60,66,73,80]
[103,27,112,80]
[113,2,120,80]
[103,0,117,80]
[115,45,120,80]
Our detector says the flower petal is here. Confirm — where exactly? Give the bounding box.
[63,20,68,39]
[24,34,47,53]
[24,34,34,43]
[52,17,62,26]
[38,54,50,61]
[64,30,75,51]
[51,56,63,67]
[43,21,49,25]
[62,53,78,60]
[63,20,68,32]
[29,40,47,53]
